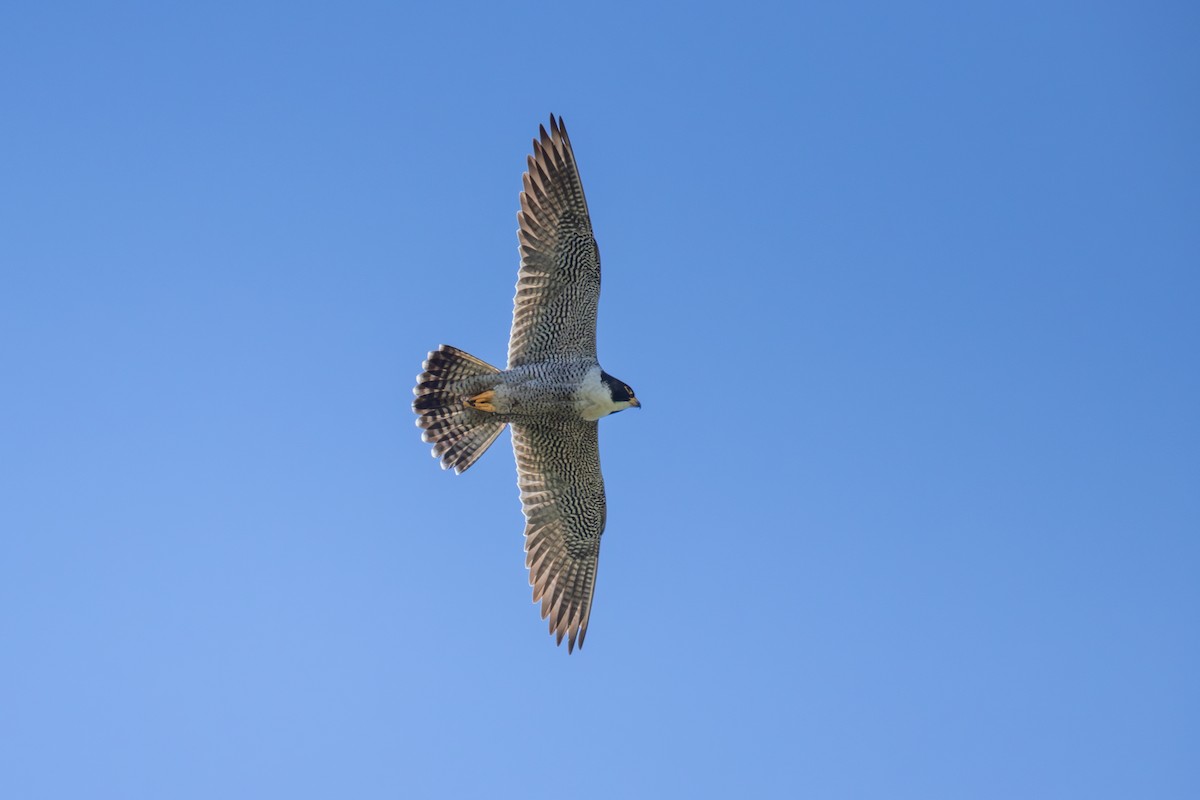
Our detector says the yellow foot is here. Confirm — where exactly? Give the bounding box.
[464,390,497,413]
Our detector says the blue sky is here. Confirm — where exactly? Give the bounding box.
[2,1,1197,797]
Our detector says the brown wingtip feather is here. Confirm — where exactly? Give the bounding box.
[528,545,598,654]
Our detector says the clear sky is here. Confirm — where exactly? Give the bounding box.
[2,2,1197,798]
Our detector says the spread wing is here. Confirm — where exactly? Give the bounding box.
[511,419,605,652]
[509,115,601,368]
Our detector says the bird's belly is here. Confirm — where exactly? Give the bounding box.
[493,383,580,420]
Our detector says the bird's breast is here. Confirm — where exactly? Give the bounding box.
[573,367,620,421]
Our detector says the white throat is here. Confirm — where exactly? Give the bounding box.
[576,367,622,421]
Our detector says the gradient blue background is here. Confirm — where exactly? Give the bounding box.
[2,2,1197,797]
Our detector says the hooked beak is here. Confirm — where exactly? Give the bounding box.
[629,397,641,409]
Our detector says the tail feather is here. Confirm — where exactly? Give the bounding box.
[413,345,507,474]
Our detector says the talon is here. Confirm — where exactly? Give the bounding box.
[464,390,497,413]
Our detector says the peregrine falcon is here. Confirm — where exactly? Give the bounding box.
[412,115,639,653]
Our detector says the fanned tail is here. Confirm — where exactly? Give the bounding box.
[413,345,506,474]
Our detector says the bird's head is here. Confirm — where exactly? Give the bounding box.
[600,371,640,413]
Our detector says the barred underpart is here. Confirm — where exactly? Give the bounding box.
[509,115,602,368]
[512,419,605,652]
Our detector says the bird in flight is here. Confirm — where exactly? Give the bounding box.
[413,115,639,652]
